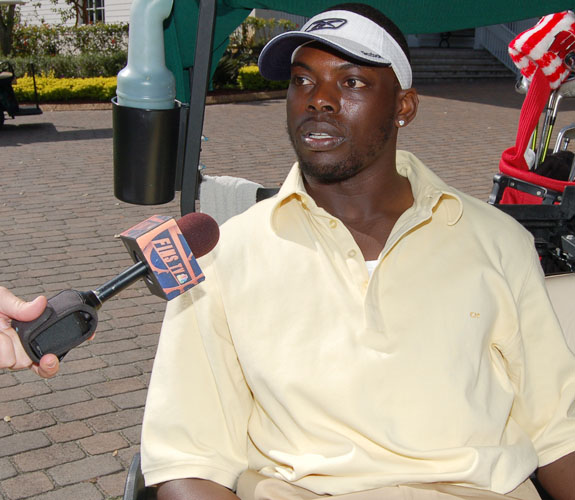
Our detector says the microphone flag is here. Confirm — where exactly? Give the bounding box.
[120,215,205,300]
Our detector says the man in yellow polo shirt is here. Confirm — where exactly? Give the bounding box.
[141,4,575,500]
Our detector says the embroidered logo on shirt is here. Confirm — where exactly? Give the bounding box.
[469,312,481,319]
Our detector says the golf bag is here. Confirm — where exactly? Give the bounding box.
[491,11,575,274]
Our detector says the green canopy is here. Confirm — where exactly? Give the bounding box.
[160,0,575,213]
[164,0,575,102]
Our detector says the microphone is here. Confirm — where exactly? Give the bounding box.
[86,212,219,306]
[12,213,219,363]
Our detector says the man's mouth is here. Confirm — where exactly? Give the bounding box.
[302,131,345,151]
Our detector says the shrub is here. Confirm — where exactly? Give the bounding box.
[11,23,128,57]
[213,16,296,89]
[229,17,296,56]
[9,22,128,80]
[237,65,288,91]
[212,51,252,90]
[9,52,127,78]
[13,75,117,102]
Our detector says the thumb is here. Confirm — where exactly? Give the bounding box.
[0,288,47,323]
[36,354,60,379]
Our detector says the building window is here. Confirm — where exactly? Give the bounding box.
[84,0,105,24]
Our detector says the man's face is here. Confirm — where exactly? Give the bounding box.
[286,43,401,183]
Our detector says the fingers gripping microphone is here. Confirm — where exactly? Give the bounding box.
[12,213,219,363]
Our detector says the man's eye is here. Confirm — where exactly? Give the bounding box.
[345,78,366,88]
[293,76,312,86]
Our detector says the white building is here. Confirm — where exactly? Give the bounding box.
[17,2,307,27]
[18,0,132,25]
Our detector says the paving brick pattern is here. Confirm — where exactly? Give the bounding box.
[1,80,575,499]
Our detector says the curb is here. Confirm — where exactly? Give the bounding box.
[206,89,287,104]
[36,89,288,112]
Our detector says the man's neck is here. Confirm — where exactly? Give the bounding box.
[303,160,414,260]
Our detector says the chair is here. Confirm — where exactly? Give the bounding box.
[123,452,155,500]
[197,173,279,225]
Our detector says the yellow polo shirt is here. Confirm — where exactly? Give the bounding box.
[141,151,575,495]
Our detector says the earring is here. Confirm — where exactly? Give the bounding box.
[398,119,405,127]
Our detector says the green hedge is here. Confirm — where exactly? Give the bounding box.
[13,75,117,102]
[11,66,285,103]
[237,65,288,91]
[8,23,128,79]
[8,52,127,79]
[11,23,128,57]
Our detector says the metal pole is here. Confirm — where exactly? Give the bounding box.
[180,0,217,215]
[86,261,148,307]
[31,63,40,111]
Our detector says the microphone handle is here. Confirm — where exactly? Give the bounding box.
[82,261,148,308]
[15,261,149,362]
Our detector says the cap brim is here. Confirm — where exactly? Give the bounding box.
[258,31,391,81]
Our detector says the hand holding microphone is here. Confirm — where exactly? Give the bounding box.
[12,213,219,363]
[0,288,59,377]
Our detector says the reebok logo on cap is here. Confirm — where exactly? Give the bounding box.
[361,51,383,59]
[305,18,347,32]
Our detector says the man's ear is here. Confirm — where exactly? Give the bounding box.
[395,88,419,128]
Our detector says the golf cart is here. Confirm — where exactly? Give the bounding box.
[0,60,42,128]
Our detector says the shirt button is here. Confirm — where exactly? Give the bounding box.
[329,219,338,228]
[347,249,356,258]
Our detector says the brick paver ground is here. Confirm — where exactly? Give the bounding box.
[1,79,575,499]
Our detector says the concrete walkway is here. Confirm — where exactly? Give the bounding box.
[1,79,573,499]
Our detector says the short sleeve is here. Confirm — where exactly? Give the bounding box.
[502,248,575,466]
[141,252,253,489]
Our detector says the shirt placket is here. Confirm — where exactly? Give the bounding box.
[321,214,371,297]
[361,199,439,344]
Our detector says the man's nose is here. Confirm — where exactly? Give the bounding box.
[307,82,340,113]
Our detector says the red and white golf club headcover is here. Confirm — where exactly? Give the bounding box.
[500,11,575,175]
[509,11,575,89]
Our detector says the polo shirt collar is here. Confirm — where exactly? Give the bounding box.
[270,150,463,232]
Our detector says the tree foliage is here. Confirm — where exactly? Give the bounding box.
[0,0,89,56]
[213,16,296,89]
[47,0,88,26]
[27,0,88,26]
